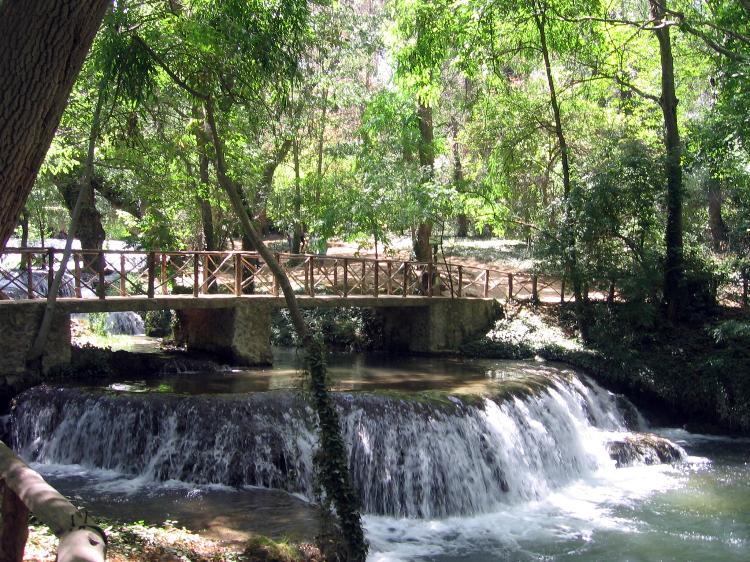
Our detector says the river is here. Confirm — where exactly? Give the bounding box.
[11,349,750,560]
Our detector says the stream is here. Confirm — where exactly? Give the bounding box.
[11,349,750,560]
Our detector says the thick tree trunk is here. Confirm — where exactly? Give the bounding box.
[707,176,728,252]
[651,0,685,319]
[56,180,106,250]
[93,178,142,219]
[0,0,110,249]
[415,102,434,262]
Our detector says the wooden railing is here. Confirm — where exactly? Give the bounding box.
[0,248,556,303]
[0,441,106,561]
[1,248,747,307]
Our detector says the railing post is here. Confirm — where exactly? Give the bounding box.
[119,254,126,296]
[484,269,490,298]
[147,252,156,299]
[25,253,33,299]
[97,251,106,299]
[309,256,315,297]
[343,258,349,297]
[234,253,243,296]
[361,259,367,294]
[47,248,55,296]
[74,253,82,298]
[160,253,168,295]
[457,265,463,298]
[0,481,30,562]
[532,274,538,305]
[303,257,309,294]
[403,262,409,297]
[386,261,392,295]
[373,260,379,297]
[333,259,338,294]
[202,254,209,294]
[560,279,565,304]
[427,263,433,297]
[193,253,200,297]
[507,273,513,303]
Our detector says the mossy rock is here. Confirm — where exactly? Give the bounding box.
[241,537,305,562]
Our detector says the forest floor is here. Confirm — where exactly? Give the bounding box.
[25,519,320,561]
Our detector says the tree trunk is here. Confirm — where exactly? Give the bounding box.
[292,139,303,254]
[93,177,143,219]
[56,179,106,250]
[0,0,110,249]
[452,117,469,237]
[27,69,108,367]
[707,176,727,252]
[651,0,685,319]
[316,87,328,205]
[534,3,586,336]
[203,97,366,561]
[415,102,434,262]
[19,211,29,248]
[193,105,217,251]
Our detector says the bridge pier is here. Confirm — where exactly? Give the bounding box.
[177,302,273,365]
[0,303,71,377]
[376,298,501,353]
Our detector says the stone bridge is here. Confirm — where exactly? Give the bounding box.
[0,248,577,378]
[0,295,502,377]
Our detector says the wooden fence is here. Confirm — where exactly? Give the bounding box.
[1,248,747,307]
[0,249,555,303]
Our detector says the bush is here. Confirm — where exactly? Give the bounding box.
[271,308,376,351]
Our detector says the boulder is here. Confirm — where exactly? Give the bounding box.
[606,433,685,468]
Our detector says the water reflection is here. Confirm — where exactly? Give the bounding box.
[94,348,572,396]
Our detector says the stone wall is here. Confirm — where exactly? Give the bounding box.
[0,302,71,409]
[177,302,273,365]
[377,299,502,353]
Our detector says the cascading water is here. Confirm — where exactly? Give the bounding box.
[103,311,145,335]
[12,372,682,519]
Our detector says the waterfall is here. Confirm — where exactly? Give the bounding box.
[104,311,145,335]
[12,374,682,518]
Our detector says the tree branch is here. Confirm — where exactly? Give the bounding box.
[133,35,208,99]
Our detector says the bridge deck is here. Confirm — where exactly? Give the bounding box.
[0,294,470,314]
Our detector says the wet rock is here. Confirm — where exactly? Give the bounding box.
[606,433,685,468]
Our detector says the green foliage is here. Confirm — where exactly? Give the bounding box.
[710,320,750,346]
[86,313,110,337]
[144,310,172,338]
[272,309,375,351]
